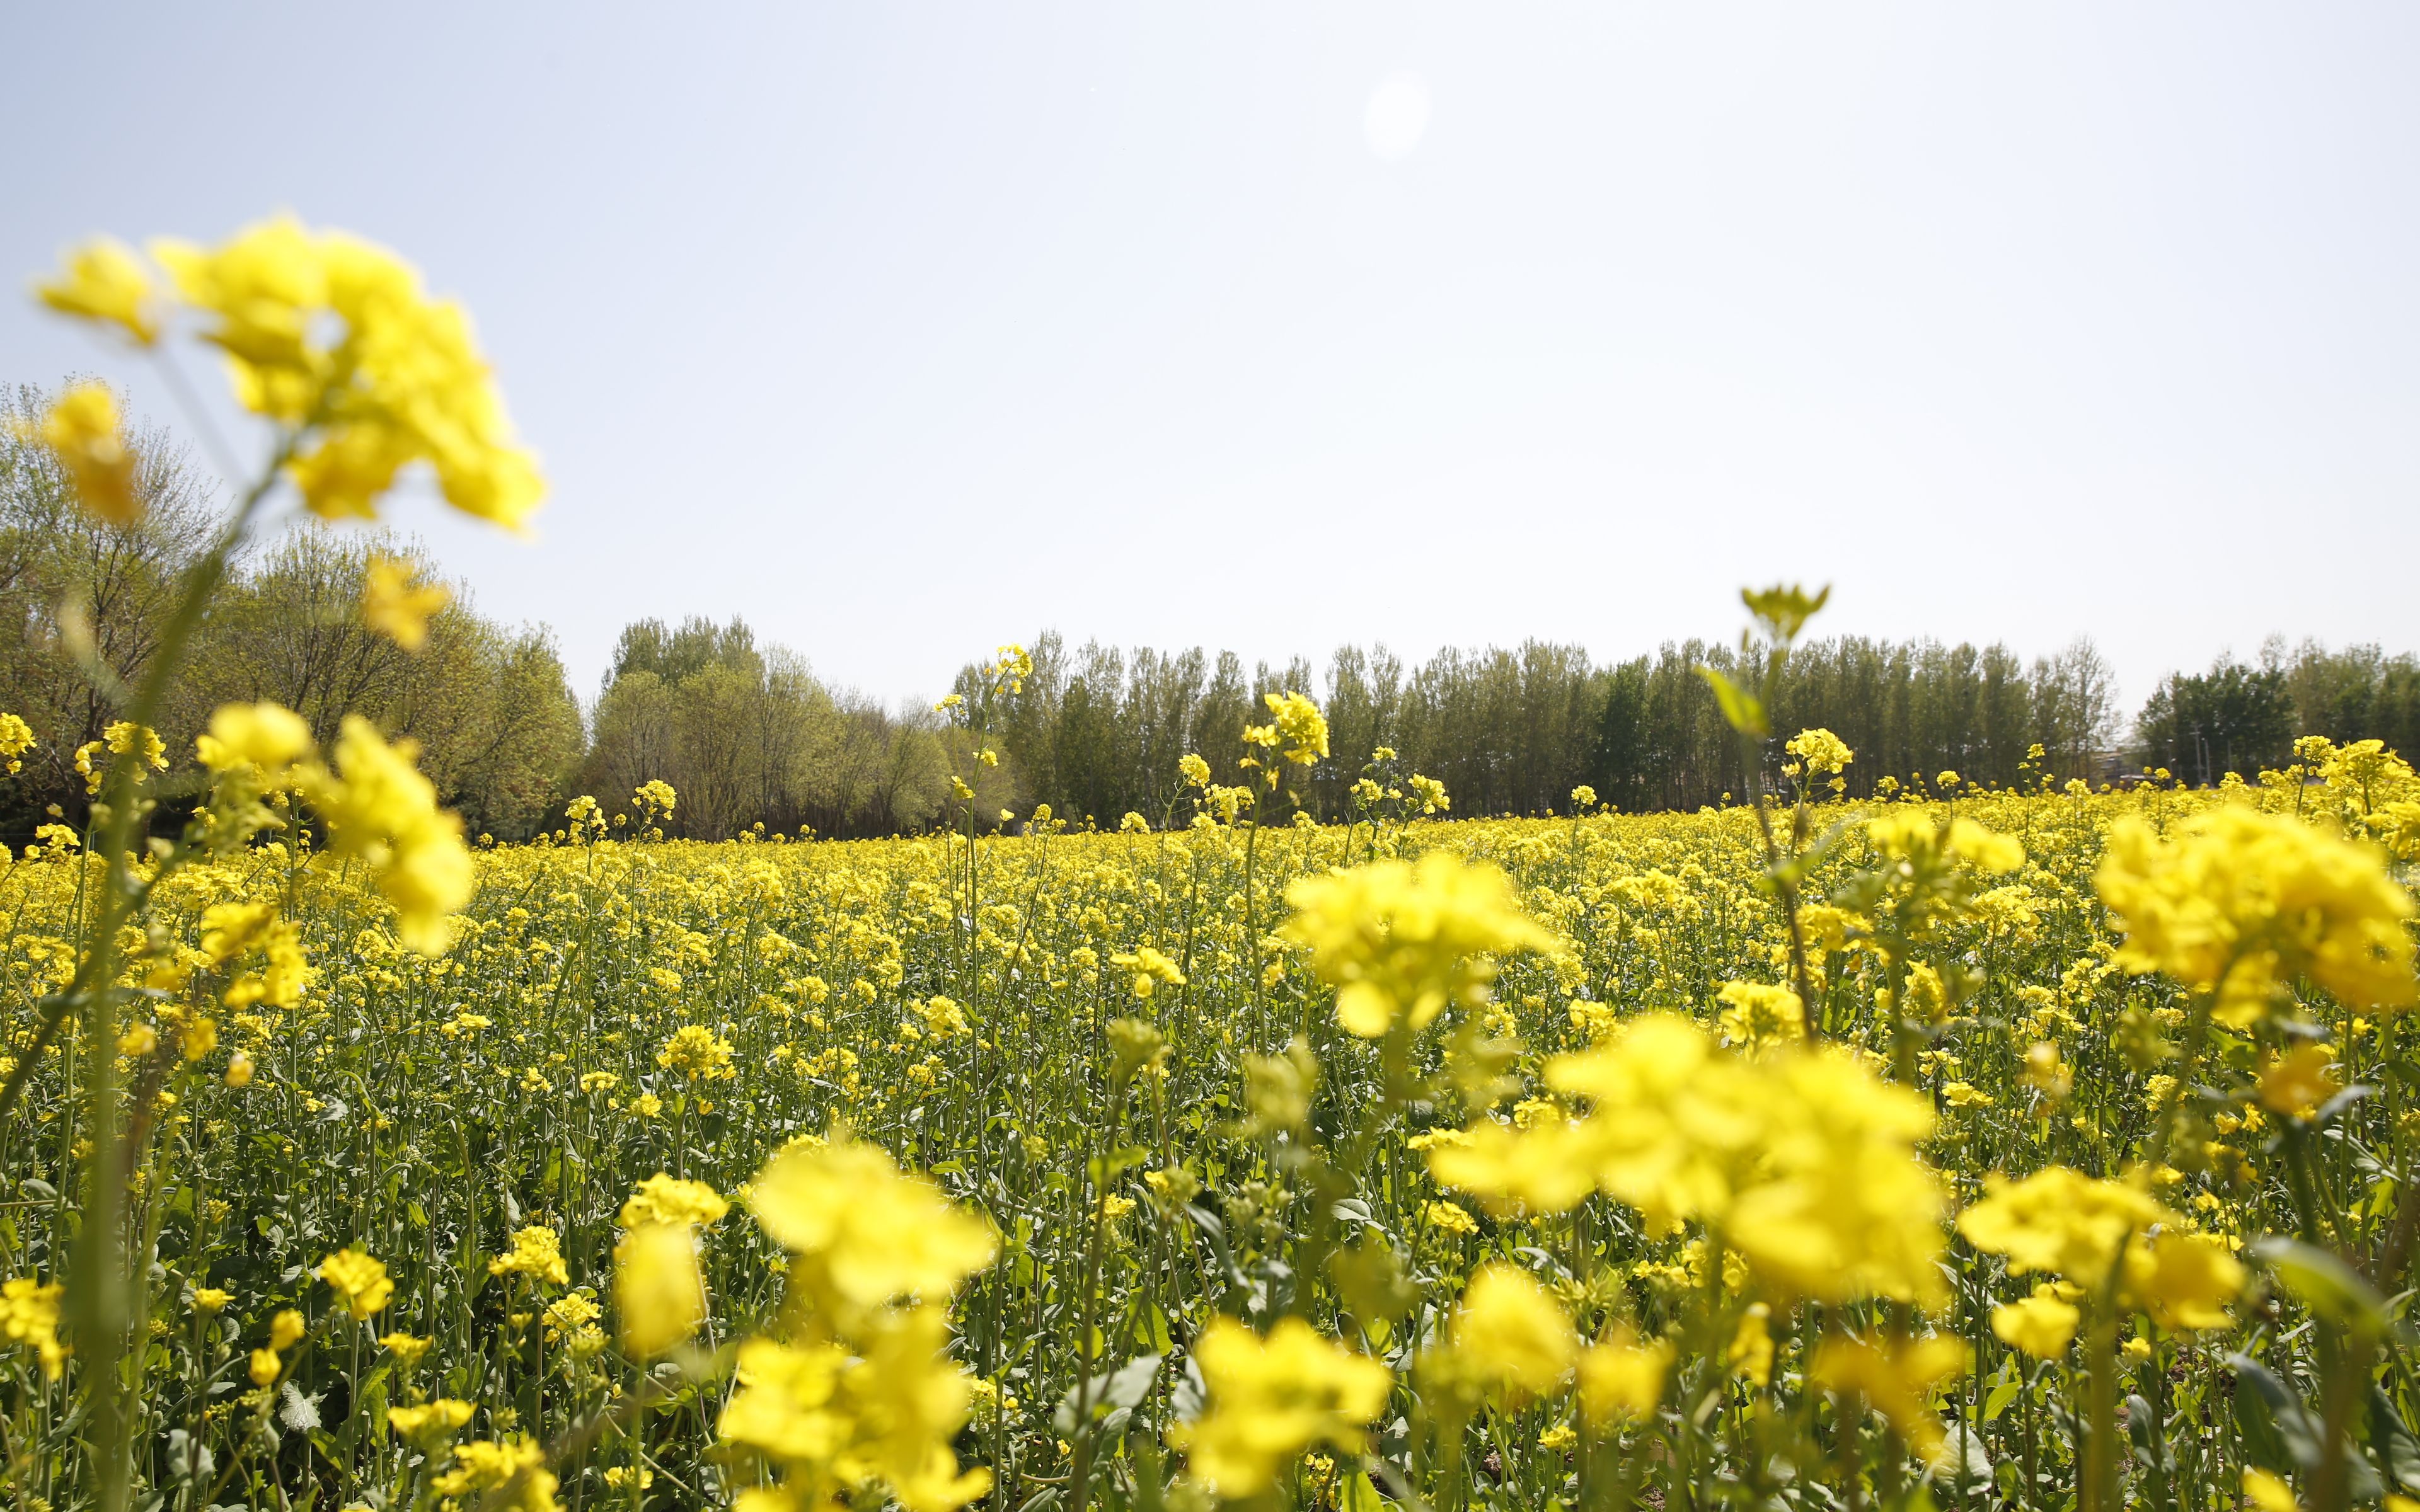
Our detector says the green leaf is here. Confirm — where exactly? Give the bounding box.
[1741,582,1830,644]
[1695,666,1769,739]
[2230,1353,2318,1472]
[2371,1384,2420,1493]
[1983,1377,2022,1424]
[2250,1237,2391,1339]
[1341,1471,1387,1512]
[1105,1353,1164,1411]
[1086,1146,1148,1187]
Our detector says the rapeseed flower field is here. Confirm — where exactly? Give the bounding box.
[8,217,2420,1512]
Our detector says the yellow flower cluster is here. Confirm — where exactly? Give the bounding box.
[2097,807,2417,1024]
[720,1134,998,1512]
[489,1225,569,1287]
[1108,944,1186,999]
[0,711,32,775]
[17,382,138,525]
[360,553,451,651]
[1433,1014,1947,1305]
[1784,726,1855,776]
[1282,852,1559,1037]
[1959,1167,2244,1341]
[0,1278,67,1380]
[1179,1317,1392,1498]
[658,1023,738,1080]
[191,703,473,953]
[316,1247,393,1319]
[620,1172,731,1229]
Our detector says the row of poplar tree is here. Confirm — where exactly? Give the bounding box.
[7,384,2416,840]
[955,631,2420,830]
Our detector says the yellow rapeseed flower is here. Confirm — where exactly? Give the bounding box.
[1957,1167,2164,1282]
[657,1024,737,1081]
[1959,1166,2244,1331]
[0,711,32,775]
[33,238,160,343]
[1436,1014,1946,1305]
[2121,1230,2245,1332]
[1785,727,1854,776]
[746,1134,996,1318]
[432,1438,558,1512]
[305,714,475,955]
[317,1247,394,1319]
[719,1306,993,1512]
[195,701,314,775]
[1180,1317,1392,1499]
[1433,1263,1577,1403]
[150,215,544,531]
[23,382,139,525]
[1108,944,1185,1000]
[1990,1287,2080,1358]
[2097,809,2416,1024]
[2258,1043,2341,1120]
[381,1331,432,1365]
[388,1398,474,1445]
[620,1173,730,1229]
[2244,1469,2301,1512]
[1714,980,1804,1046]
[1263,691,1329,766]
[490,1225,569,1287]
[614,1221,706,1358]
[360,554,451,652]
[1807,1332,1968,1467]
[1281,852,1558,1038]
[1576,1329,1673,1427]
[0,1278,67,1380]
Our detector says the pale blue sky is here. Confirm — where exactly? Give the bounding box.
[8,5,2417,708]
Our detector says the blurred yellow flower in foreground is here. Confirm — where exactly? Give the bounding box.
[1428,1263,1577,1404]
[0,1278,67,1380]
[1577,1329,1673,1426]
[1180,1317,1392,1499]
[1808,1332,1968,1467]
[150,215,544,531]
[747,1134,996,1317]
[20,382,139,525]
[614,1222,706,1359]
[195,701,314,776]
[305,714,475,955]
[2259,1043,2341,1121]
[33,238,159,344]
[360,554,451,651]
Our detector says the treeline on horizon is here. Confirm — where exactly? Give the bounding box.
[8,381,2419,840]
[954,627,2420,829]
